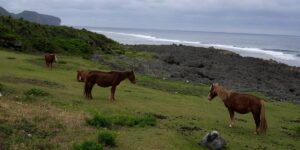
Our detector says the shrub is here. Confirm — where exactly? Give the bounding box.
[138,115,157,127]
[73,141,103,150]
[24,88,49,97]
[86,115,112,128]
[98,131,116,147]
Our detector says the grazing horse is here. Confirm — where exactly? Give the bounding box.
[77,70,90,82]
[44,54,57,69]
[208,83,267,134]
[84,70,136,101]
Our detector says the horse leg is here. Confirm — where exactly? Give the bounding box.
[110,86,116,101]
[228,109,235,128]
[252,111,260,134]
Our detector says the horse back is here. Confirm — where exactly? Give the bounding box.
[227,93,262,113]
[86,71,119,87]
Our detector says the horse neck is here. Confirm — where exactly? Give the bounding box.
[216,86,231,101]
[117,72,129,82]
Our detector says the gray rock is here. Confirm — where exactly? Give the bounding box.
[199,130,226,150]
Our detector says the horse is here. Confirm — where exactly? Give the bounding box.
[208,83,267,134]
[77,70,90,82]
[84,70,136,101]
[44,53,57,69]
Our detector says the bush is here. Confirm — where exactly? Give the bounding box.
[98,131,116,147]
[24,88,49,97]
[86,115,112,128]
[138,115,157,127]
[73,141,103,150]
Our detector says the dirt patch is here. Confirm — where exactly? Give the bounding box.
[177,125,202,135]
[0,76,65,89]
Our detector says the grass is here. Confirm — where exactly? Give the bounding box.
[0,49,300,150]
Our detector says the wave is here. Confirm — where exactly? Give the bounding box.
[92,30,298,61]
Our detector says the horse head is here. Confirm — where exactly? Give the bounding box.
[127,70,136,84]
[54,54,58,62]
[208,83,219,101]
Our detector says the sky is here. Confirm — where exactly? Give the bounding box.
[1,0,300,35]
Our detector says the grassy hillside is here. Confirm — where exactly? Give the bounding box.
[0,49,300,150]
[0,16,124,56]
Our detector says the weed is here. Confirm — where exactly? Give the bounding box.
[0,124,13,136]
[24,88,49,97]
[97,131,116,147]
[86,115,112,128]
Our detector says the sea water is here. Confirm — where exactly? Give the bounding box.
[85,27,300,67]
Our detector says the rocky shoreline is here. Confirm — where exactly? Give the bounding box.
[94,44,300,103]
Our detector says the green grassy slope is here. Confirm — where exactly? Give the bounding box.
[0,16,124,55]
[0,50,299,150]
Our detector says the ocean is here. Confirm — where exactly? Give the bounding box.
[85,27,300,67]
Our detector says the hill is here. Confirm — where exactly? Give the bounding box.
[0,49,299,150]
[0,6,61,25]
[0,16,125,56]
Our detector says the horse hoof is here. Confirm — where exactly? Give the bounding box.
[229,124,233,128]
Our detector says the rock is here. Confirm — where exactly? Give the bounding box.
[199,130,226,150]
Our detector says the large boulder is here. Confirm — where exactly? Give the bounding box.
[199,130,226,150]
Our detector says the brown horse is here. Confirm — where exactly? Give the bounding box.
[44,53,57,69]
[84,70,136,101]
[208,83,267,134]
[77,70,90,82]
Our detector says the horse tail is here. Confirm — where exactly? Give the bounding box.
[259,100,268,134]
[84,74,95,99]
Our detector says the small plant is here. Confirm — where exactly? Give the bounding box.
[98,131,116,147]
[86,114,112,128]
[6,56,16,59]
[73,141,103,150]
[0,83,14,96]
[138,115,157,127]
[0,124,14,136]
[24,88,49,97]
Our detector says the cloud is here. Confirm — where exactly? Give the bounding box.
[1,0,300,35]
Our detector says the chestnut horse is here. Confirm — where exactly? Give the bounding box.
[44,54,57,69]
[84,70,136,101]
[77,70,90,82]
[208,83,267,134]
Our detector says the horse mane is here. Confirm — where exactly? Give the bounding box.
[215,85,232,100]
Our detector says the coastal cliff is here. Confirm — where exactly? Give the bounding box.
[0,6,61,25]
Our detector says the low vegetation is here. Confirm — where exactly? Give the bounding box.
[86,114,157,128]
[73,141,103,150]
[98,131,117,147]
[0,16,125,56]
[0,50,300,150]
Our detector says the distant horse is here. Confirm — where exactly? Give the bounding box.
[44,54,57,69]
[84,70,136,101]
[208,83,267,134]
[77,70,90,82]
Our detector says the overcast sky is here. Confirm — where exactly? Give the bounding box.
[1,0,300,35]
